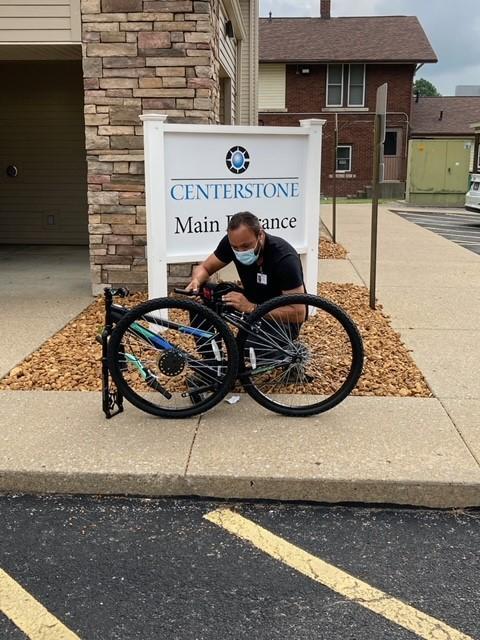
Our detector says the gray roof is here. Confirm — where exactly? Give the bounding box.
[259,16,438,64]
[411,97,480,136]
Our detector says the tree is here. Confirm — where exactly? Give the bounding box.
[414,78,441,97]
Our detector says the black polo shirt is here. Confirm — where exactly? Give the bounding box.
[213,233,305,304]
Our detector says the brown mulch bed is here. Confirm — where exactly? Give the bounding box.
[320,283,430,397]
[0,284,431,398]
[319,237,347,259]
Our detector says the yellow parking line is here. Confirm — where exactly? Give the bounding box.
[0,568,81,640]
[204,508,473,640]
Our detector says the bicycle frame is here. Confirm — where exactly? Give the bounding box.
[111,304,216,342]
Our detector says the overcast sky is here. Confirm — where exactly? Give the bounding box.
[259,0,480,95]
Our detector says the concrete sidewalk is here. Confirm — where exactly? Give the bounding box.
[1,205,480,507]
[0,245,92,378]
[1,392,478,507]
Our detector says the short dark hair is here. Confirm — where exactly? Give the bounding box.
[227,211,261,235]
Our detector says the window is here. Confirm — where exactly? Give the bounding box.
[384,131,398,156]
[327,64,366,107]
[327,64,343,107]
[219,74,232,125]
[348,64,365,107]
[336,145,352,172]
[259,64,286,110]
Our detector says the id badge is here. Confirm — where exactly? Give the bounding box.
[257,272,268,285]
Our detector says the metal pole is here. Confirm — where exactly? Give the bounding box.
[332,113,338,243]
[369,113,381,310]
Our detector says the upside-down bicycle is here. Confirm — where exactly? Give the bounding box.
[100,283,364,420]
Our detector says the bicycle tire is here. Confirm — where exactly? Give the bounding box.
[107,297,239,419]
[237,294,364,417]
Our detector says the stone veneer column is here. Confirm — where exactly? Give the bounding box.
[81,0,220,294]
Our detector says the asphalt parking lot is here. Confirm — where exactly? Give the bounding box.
[392,209,480,254]
[1,496,479,639]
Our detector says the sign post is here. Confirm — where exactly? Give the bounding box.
[140,115,326,299]
[370,83,387,310]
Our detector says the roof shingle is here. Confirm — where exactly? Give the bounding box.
[411,97,480,136]
[259,16,437,64]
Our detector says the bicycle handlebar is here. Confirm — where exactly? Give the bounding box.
[174,283,246,310]
[173,287,199,297]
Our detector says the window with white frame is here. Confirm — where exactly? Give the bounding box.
[327,64,366,107]
[348,64,366,107]
[327,64,343,107]
[336,145,352,172]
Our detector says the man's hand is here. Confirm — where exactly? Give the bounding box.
[222,291,255,313]
[185,278,201,293]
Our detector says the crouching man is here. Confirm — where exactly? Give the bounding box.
[186,211,306,316]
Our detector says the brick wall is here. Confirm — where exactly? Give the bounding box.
[82,0,220,294]
[260,63,415,197]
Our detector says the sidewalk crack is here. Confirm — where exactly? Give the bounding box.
[348,257,368,287]
[321,217,367,287]
[439,399,480,469]
[321,220,334,241]
[184,414,202,476]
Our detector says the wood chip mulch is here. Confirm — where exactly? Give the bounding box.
[319,237,347,259]
[319,283,430,397]
[0,284,431,398]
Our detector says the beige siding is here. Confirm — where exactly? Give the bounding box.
[219,0,237,123]
[238,0,258,125]
[0,0,81,42]
[259,63,286,111]
[0,61,88,244]
[238,0,249,124]
[251,0,258,122]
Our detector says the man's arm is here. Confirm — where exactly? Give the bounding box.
[270,284,307,322]
[186,254,227,291]
[222,283,306,317]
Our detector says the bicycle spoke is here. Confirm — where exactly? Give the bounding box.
[108,298,238,417]
[238,294,363,416]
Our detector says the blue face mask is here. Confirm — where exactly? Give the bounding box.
[233,240,260,266]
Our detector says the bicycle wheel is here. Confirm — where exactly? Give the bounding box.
[107,297,238,418]
[237,294,364,417]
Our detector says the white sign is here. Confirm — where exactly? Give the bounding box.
[140,114,325,298]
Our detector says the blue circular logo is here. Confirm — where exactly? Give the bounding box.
[226,146,250,174]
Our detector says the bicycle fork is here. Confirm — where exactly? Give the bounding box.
[100,287,126,419]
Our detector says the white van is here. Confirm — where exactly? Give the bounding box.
[466,174,480,213]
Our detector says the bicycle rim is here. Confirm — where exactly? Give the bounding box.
[237,294,364,417]
[107,297,239,418]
